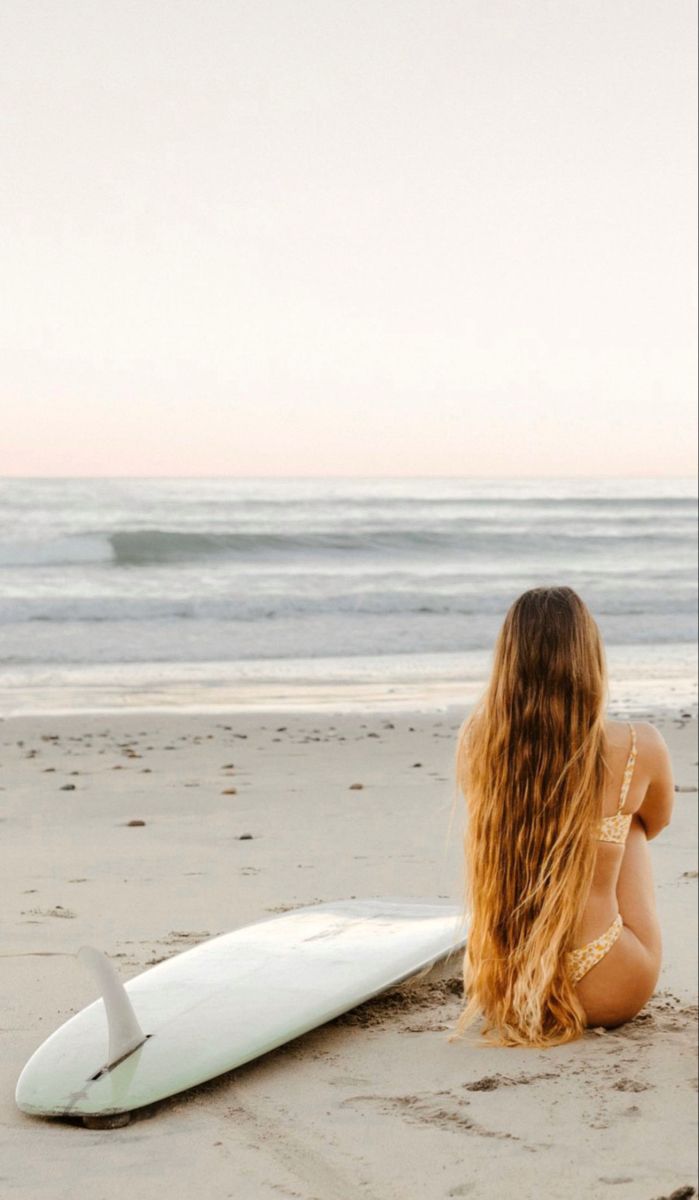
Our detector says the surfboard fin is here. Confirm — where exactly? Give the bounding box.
[77,946,147,1068]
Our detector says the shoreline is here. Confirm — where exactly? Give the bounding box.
[1,695,697,722]
[1,642,697,718]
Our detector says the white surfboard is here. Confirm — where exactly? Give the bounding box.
[16,899,467,1123]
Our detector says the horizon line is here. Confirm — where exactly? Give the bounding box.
[1,472,698,483]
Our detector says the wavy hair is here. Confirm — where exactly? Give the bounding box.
[454,586,610,1047]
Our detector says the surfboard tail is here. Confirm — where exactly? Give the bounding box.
[77,946,147,1068]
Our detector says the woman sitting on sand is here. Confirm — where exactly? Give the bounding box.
[455,586,674,1047]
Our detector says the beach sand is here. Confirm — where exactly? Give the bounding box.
[1,707,697,1200]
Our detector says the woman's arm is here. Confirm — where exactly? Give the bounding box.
[635,722,675,840]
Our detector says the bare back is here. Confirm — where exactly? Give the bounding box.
[574,719,674,1026]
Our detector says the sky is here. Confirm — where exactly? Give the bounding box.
[0,0,696,478]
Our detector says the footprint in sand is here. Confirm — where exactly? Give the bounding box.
[342,1088,524,1142]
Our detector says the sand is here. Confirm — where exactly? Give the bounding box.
[1,706,697,1200]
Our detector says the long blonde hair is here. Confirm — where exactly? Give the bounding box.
[455,586,610,1047]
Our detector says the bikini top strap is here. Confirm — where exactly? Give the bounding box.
[617,721,637,813]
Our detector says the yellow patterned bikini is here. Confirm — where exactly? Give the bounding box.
[566,722,637,985]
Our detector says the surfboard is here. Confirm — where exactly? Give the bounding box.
[15,898,467,1123]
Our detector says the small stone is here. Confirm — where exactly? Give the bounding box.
[349,783,364,790]
[412,762,423,768]
[126,819,146,827]
[238,833,254,841]
[82,1112,131,1129]
[59,784,76,791]
[222,788,237,795]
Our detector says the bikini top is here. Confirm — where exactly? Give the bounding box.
[597,721,637,845]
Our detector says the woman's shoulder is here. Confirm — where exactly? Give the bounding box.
[603,718,671,762]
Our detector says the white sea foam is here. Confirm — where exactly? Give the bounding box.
[0,478,696,699]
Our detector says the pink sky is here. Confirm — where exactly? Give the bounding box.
[2,1,696,478]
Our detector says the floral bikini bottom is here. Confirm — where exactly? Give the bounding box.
[566,913,624,985]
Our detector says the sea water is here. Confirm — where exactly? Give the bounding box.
[0,476,696,714]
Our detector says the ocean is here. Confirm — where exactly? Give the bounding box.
[0,477,696,714]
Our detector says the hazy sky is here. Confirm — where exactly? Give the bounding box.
[1,0,696,477]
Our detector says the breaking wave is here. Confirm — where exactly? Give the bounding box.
[0,522,693,569]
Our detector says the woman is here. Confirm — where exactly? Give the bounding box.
[455,586,675,1048]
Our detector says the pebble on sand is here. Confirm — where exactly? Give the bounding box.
[126,819,146,827]
[222,787,238,795]
[349,782,364,790]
